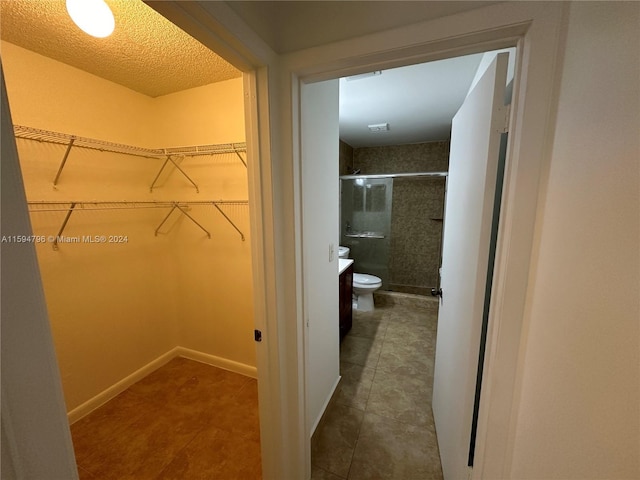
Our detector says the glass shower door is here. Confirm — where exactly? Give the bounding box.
[340,178,392,287]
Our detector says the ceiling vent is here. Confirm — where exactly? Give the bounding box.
[347,71,382,81]
[368,123,390,132]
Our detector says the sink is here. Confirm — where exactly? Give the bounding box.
[339,258,354,275]
[338,246,350,258]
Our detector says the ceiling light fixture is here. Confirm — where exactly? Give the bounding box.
[66,0,115,38]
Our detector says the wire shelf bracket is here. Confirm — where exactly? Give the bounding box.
[211,202,245,241]
[52,202,77,250]
[52,138,75,187]
[233,145,247,168]
[154,203,210,239]
[149,155,199,193]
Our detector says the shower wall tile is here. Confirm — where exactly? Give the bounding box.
[389,178,445,290]
[339,140,354,175]
[352,142,449,293]
[353,141,449,174]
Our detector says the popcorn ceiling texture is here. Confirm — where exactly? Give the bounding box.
[0,0,241,98]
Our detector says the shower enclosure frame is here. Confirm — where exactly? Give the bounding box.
[340,171,448,293]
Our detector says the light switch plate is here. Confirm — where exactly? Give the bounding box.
[329,243,335,262]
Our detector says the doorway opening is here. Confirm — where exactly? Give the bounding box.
[306,48,516,479]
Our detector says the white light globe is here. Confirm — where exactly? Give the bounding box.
[66,0,115,38]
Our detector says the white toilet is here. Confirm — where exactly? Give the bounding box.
[339,246,382,312]
[352,273,382,312]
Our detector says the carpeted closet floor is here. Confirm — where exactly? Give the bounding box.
[70,357,261,479]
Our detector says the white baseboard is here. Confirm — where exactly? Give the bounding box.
[67,347,180,424]
[67,347,257,424]
[310,375,342,437]
[175,347,257,379]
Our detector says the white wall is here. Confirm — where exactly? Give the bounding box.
[301,79,341,435]
[511,2,640,478]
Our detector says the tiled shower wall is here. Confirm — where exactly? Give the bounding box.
[353,142,449,174]
[348,141,449,295]
[339,140,355,175]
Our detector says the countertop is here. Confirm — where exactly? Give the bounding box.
[339,258,354,275]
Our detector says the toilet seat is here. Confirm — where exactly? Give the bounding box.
[353,273,382,289]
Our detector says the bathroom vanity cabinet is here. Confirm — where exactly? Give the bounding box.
[339,262,353,340]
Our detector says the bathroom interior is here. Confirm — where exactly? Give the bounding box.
[338,144,448,306]
[311,49,515,478]
[335,55,476,311]
[336,49,514,308]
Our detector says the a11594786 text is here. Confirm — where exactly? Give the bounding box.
[1,235,129,244]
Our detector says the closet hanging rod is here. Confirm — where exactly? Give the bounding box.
[339,172,448,180]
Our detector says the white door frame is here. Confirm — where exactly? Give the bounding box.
[2,3,567,479]
[285,4,566,478]
[285,4,566,479]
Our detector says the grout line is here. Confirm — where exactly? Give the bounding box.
[344,407,366,480]
[332,303,441,479]
[315,465,348,480]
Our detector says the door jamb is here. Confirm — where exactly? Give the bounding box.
[288,6,565,478]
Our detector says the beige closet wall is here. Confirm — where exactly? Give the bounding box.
[152,81,255,371]
[153,80,244,146]
[1,41,254,413]
[1,42,156,146]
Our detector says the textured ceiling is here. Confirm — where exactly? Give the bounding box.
[0,0,241,98]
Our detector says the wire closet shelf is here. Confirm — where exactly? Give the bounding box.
[13,125,248,190]
[27,200,249,249]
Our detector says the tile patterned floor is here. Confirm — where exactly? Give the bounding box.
[312,296,443,480]
[70,357,262,479]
